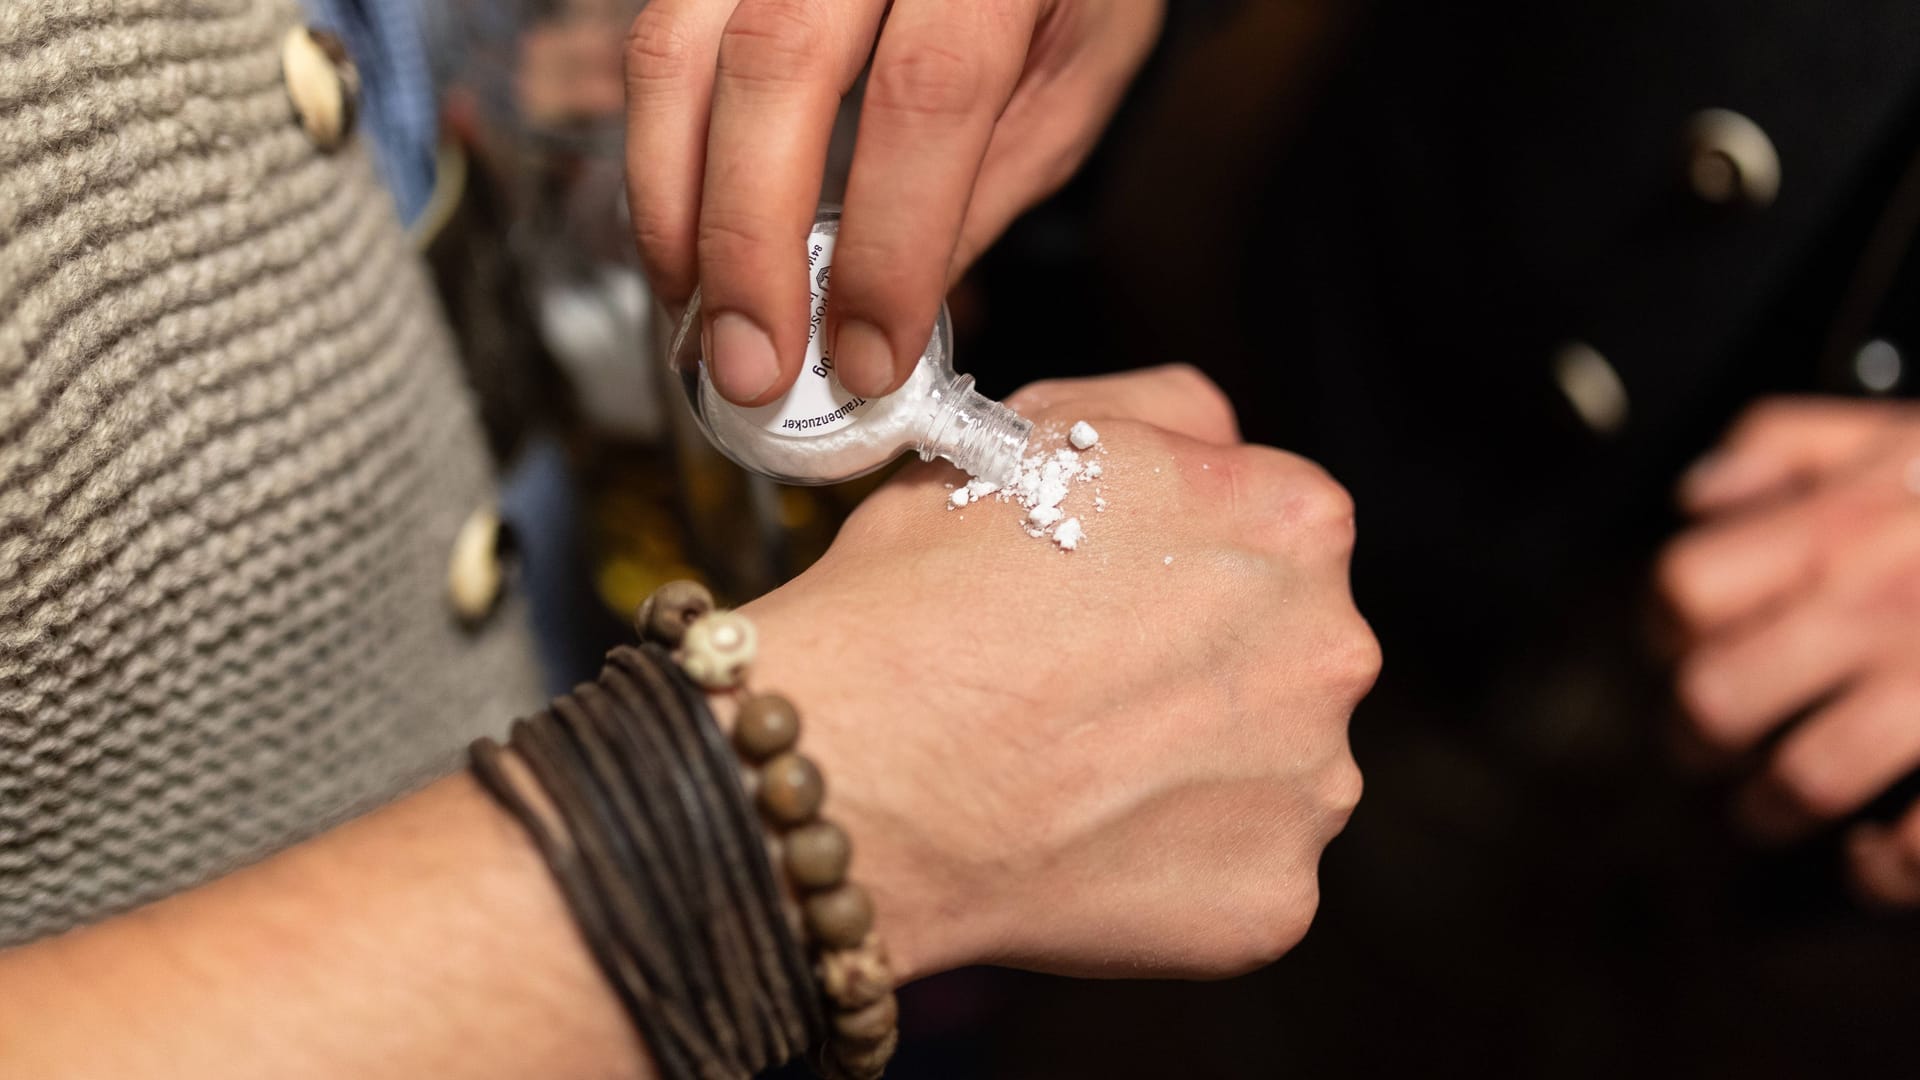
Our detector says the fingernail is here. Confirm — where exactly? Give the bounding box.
[834,320,895,398]
[709,311,780,403]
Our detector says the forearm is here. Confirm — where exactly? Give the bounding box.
[0,773,652,1080]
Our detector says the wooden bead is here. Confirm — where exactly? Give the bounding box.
[680,611,756,689]
[818,941,893,1009]
[831,1028,899,1080]
[784,820,851,890]
[734,693,800,761]
[636,580,714,646]
[832,991,898,1045]
[757,753,824,826]
[805,883,874,950]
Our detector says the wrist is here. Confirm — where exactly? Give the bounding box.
[739,593,998,984]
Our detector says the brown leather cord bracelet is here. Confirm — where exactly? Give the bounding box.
[551,689,731,1054]
[470,732,701,1080]
[504,711,729,1073]
[568,681,763,1060]
[472,667,824,1077]
[473,581,898,1079]
[615,646,821,1052]
[601,654,806,1062]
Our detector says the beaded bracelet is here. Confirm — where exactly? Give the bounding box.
[640,581,901,1080]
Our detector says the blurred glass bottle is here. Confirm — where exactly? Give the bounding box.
[437,0,873,608]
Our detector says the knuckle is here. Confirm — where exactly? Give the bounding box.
[1337,627,1383,698]
[1251,882,1320,968]
[632,215,693,296]
[1207,884,1319,978]
[821,235,922,312]
[630,203,677,250]
[866,42,986,124]
[718,0,831,87]
[1288,469,1358,536]
[1227,450,1356,554]
[696,209,775,274]
[1309,611,1380,701]
[1322,757,1365,822]
[625,8,697,85]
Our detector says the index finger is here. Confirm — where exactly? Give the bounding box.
[694,0,886,405]
[824,0,1036,399]
[624,0,735,306]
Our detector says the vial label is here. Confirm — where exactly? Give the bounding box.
[737,228,873,438]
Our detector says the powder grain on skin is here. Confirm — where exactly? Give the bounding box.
[947,421,1108,552]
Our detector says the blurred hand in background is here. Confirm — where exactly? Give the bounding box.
[1660,398,1920,906]
[623,0,1163,405]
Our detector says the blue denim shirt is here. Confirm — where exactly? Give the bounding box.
[298,0,439,224]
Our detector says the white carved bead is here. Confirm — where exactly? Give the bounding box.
[680,612,757,689]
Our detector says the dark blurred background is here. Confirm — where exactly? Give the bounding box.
[931,1,1920,1076]
[431,0,1920,1075]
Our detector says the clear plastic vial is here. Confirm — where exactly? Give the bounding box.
[669,209,1031,487]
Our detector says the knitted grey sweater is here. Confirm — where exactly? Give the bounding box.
[0,0,546,945]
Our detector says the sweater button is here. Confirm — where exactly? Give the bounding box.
[448,504,514,626]
[1552,342,1629,435]
[282,26,359,151]
[1684,108,1780,209]
[1853,338,1905,394]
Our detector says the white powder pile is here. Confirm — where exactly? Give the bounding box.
[1053,517,1085,550]
[946,420,1106,551]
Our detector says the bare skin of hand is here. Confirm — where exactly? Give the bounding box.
[751,364,1375,979]
[0,367,1372,1075]
[1659,397,1920,906]
[624,0,1163,404]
